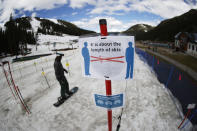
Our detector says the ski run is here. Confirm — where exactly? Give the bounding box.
[0,34,193,131]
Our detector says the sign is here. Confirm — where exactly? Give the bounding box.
[79,36,135,80]
[94,94,124,109]
[66,60,69,67]
[187,104,196,109]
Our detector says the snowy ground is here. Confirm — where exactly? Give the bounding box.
[37,34,78,45]
[31,34,79,56]
[0,37,191,131]
[0,34,79,61]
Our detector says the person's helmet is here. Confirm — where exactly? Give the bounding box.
[56,53,64,56]
[55,53,64,61]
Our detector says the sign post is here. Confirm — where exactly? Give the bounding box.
[79,19,135,131]
[99,19,112,131]
[178,104,196,129]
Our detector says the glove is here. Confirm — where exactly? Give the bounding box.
[64,69,68,73]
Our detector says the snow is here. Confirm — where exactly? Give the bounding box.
[48,19,60,25]
[0,22,5,30]
[0,23,3,28]
[30,17,41,32]
[40,18,67,27]
[47,18,67,27]
[139,24,146,29]
[37,34,78,44]
[0,35,193,131]
[27,34,79,56]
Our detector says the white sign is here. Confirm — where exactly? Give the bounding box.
[187,104,196,109]
[79,36,135,80]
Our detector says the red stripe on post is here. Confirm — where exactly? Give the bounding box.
[108,110,112,131]
[106,79,112,131]
[105,80,112,95]
[99,19,108,36]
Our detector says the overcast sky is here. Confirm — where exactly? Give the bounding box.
[0,0,197,32]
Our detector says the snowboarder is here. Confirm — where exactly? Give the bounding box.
[54,53,71,102]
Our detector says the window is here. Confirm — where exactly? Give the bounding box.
[192,45,194,50]
[196,46,197,52]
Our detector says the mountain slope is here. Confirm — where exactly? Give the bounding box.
[123,24,154,36]
[4,17,95,36]
[136,9,197,41]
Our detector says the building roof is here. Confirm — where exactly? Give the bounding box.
[174,32,189,39]
[188,33,197,44]
[175,32,197,44]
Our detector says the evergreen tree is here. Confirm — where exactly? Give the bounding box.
[0,14,36,55]
[0,28,3,54]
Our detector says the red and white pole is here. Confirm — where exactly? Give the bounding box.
[99,19,112,131]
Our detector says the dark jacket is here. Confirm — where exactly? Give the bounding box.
[54,56,67,80]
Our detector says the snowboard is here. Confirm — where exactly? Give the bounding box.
[53,87,78,107]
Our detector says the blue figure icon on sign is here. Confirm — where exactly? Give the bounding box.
[82,42,91,76]
[125,42,134,79]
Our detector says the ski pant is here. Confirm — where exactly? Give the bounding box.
[57,76,69,98]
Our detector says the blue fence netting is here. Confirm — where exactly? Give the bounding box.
[135,48,197,126]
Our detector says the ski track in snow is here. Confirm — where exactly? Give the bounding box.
[0,45,184,131]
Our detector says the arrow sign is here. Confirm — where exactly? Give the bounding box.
[94,94,124,109]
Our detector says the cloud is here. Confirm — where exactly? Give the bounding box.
[69,0,197,18]
[89,0,131,15]
[72,12,78,16]
[72,16,160,32]
[129,0,197,18]
[68,0,197,18]
[69,0,96,8]
[0,0,68,23]
[87,0,197,18]
[0,0,197,24]
[21,14,26,17]
[72,16,123,32]
[31,12,37,17]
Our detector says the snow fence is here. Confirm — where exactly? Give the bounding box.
[136,48,197,128]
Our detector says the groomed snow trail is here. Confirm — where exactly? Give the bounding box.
[0,48,182,131]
